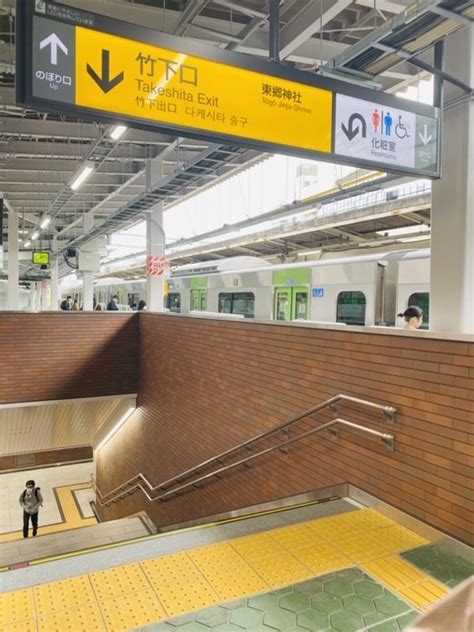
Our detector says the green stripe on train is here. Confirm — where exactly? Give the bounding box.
[272,268,311,285]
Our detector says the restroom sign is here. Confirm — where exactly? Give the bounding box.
[335,94,438,173]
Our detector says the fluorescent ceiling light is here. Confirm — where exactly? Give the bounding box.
[297,249,322,257]
[109,125,127,140]
[376,225,430,237]
[95,406,136,451]
[398,235,431,243]
[31,231,39,240]
[70,164,94,191]
[24,241,31,248]
[40,217,51,229]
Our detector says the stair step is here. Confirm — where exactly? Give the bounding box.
[0,515,153,568]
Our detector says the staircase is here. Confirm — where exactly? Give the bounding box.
[0,513,155,570]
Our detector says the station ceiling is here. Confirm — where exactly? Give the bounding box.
[0,0,472,279]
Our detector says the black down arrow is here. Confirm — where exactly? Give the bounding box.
[87,49,124,93]
[341,113,367,141]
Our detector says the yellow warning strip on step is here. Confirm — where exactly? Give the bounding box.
[19,496,340,568]
[362,555,449,610]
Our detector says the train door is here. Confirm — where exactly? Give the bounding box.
[274,287,309,321]
[190,289,207,311]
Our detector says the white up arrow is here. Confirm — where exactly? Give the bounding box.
[418,124,432,146]
[39,33,68,66]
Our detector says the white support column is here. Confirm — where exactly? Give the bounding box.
[82,215,94,311]
[50,238,59,310]
[431,25,474,333]
[7,203,19,311]
[146,202,165,311]
[35,283,42,311]
[30,283,36,312]
[40,281,49,311]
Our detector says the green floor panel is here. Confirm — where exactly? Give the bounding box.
[135,568,419,632]
[366,610,419,632]
[401,544,474,588]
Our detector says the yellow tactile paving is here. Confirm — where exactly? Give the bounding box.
[0,588,35,627]
[248,550,315,586]
[0,507,451,630]
[89,563,150,601]
[363,554,429,589]
[306,508,397,540]
[189,542,270,600]
[37,601,105,632]
[1,619,37,632]
[141,552,220,616]
[33,575,96,616]
[290,542,352,575]
[0,483,96,544]
[99,589,167,631]
[268,523,324,550]
[362,554,450,611]
[230,532,287,560]
[398,579,450,610]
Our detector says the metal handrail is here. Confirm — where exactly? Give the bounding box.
[94,394,396,507]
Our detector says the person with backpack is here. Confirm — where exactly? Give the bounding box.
[19,479,43,538]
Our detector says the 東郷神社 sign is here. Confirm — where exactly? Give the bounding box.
[17,0,440,177]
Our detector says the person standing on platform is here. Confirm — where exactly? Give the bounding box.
[398,306,423,330]
[19,480,43,538]
[107,295,119,311]
[60,296,72,310]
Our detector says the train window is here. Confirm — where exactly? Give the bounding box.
[295,290,309,320]
[408,293,429,329]
[337,291,366,325]
[218,292,255,318]
[168,292,181,313]
[128,293,140,310]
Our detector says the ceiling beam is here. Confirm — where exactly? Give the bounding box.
[280,0,353,59]
[326,0,444,71]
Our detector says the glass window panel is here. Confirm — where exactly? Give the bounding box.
[337,291,366,325]
[219,292,255,317]
[168,292,181,313]
[295,291,308,320]
[275,291,290,321]
[218,293,232,314]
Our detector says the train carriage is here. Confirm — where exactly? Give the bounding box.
[62,249,430,328]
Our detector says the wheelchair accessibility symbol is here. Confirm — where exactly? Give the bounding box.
[395,115,410,139]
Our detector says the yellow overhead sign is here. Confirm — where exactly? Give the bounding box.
[75,28,333,154]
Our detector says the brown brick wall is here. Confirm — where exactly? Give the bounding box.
[0,446,93,471]
[0,313,138,404]
[96,314,473,544]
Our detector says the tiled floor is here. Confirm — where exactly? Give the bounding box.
[0,507,454,632]
[401,544,474,588]
[0,463,96,544]
[0,462,94,536]
[137,569,420,632]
